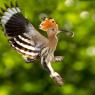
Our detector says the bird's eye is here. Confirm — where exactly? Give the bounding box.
[52,28,55,31]
[52,20,55,23]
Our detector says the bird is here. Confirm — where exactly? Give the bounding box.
[0,2,64,86]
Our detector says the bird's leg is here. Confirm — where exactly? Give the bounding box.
[53,56,64,62]
[41,56,64,86]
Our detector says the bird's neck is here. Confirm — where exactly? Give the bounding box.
[48,33,58,51]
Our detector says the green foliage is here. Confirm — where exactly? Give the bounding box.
[0,0,95,95]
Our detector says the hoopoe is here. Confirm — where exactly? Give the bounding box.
[0,2,64,86]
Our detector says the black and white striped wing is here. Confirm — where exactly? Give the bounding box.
[0,4,40,62]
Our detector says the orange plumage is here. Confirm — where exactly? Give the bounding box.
[39,18,58,31]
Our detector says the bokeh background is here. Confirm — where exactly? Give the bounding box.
[0,0,95,95]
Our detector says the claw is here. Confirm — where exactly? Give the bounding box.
[54,56,64,62]
[23,56,35,63]
[25,58,35,63]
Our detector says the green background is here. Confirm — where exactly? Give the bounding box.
[0,0,95,95]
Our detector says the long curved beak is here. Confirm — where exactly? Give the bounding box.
[59,29,74,38]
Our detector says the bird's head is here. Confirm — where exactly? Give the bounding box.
[39,17,74,37]
[39,18,59,35]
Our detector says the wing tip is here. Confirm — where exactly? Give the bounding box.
[0,1,21,26]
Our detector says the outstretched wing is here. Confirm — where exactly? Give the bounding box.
[0,2,47,62]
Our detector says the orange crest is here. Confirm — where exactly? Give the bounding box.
[39,18,58,31]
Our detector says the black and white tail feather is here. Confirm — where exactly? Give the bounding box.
[0,2,64,86]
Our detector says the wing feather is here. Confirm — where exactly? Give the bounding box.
[0,2,48,61]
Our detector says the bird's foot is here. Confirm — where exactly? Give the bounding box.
[24,58,34,63]
[50,72,64,86]
[54,56,64,62]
